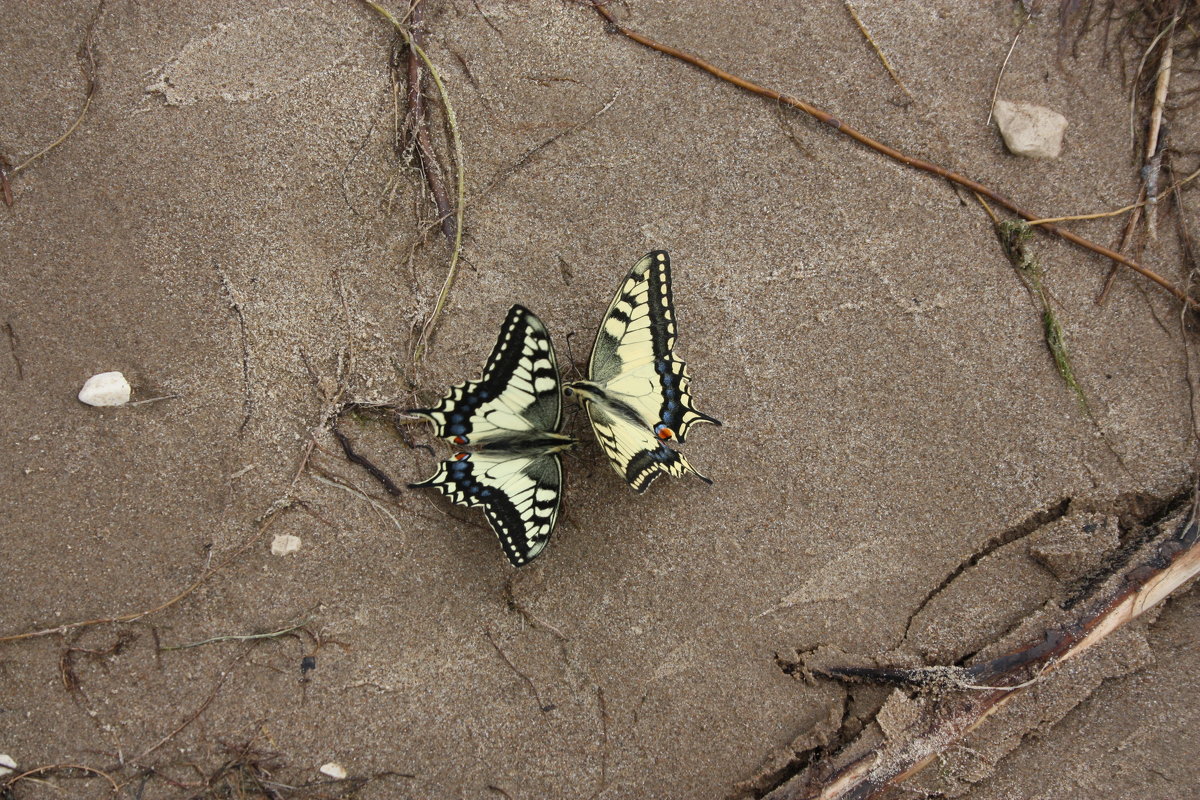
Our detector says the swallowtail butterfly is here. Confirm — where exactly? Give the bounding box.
[563,251,720,492]
[409,306,575,566]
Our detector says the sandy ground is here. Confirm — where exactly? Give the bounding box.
[2,1,1199,798]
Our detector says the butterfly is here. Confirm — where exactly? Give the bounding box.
[409,305,575,566]
[563,251,720,492]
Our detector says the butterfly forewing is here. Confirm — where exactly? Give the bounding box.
[411,306,563,447]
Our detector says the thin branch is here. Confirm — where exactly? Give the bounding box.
[10,1,105,178]
[1,156,12,207]
[134,646,251,763]
[0,504,288,644]
[1028,165,1200,225]
[1174,173,1200,448]
[400,0,457,243]
[1142,15,1175,240]
[361,1,466,363]
[4,321,24,380]
[127,393,180,407]
[471,0,504,37]
[159,617,313,651]
[772,507,1200,800]
[1128,16,1176,157]
[2,764,120,796]
[987,11,1032,125]
[844,2,912,101]
[332,424,405,497]
[484,626,554,712]
[219,271,253,435]
[1097,184,1147,305]
[480,91,621,198]
[585,3,1200,310]
[309,470,406,535]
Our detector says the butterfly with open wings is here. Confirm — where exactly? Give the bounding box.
[409,305,575,566]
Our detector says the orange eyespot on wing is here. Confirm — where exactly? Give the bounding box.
[452,435,468,445]
[655,424,674,440]
[453,452,469,461]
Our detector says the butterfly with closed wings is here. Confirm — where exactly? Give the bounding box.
[409,305,575,566]
[564,251,720,492]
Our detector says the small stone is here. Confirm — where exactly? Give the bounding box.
[320,762,347,780]
[271,534,302,556]
[993,100,1068,159]
[78,371,132,406]
[0,754,15,777]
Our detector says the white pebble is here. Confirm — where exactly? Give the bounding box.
[993,100,1068,159]
[78,371,131,407]
[320,762,347,780]
[0,754,15,777]
[270,534,302,556]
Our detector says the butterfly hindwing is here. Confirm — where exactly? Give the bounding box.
[587,251,719,444]
[409,305,571,566]
[410,306,562,448]
[582,400,710,494]
[410,450,563,567]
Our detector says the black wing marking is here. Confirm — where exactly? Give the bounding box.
[410,451,563,567]
[409,305,562,448]
[586,251,719,444]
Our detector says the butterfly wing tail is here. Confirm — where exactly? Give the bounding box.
[408,458,485,508]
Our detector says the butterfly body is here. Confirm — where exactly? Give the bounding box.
[565,251,720,493]
[409,305,574,566]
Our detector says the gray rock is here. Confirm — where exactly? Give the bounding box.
[994,99,1068,159]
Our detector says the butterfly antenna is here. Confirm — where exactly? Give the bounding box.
[562,330,585,381]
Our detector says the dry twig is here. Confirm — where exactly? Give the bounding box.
[1142,13,1176,240]
[5,0,106,200]
[396,0,457,244]
[362,0,466,363]
[134,646,252,763]
[219,271,254,435]
[0,504,289,644]
[1030,165,1200,226]
[3,321,23,380]
[484,626,555,713]
[159,617,314,652]
[767,505,1200,800]
[480,91,621,197]
[1,763,120,797]
[309,469,407,536]
[987,8,1034,125]
[332,424,406,497]
[844,2,912,102]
